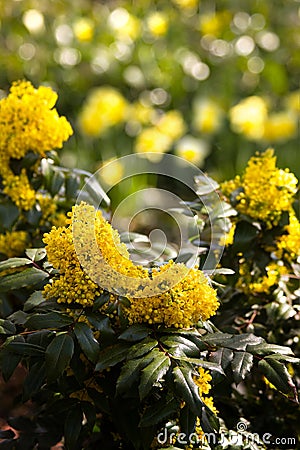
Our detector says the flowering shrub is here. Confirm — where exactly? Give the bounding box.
[0,81,299,450]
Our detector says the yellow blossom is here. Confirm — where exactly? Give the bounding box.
[109,9,140,41]
[193,98,224,134]
[237,261,288,294]
[134,127,172,155]
[146,12,169,37]
[99,158,124,187]
[78,86,128,136]
[73,18,94,42]
[229,96,268,140]
[199,11,231,37]
[0,80,73,165]
[285,90,300,114]
[156,110,186,141]
[174,135,209,166]
[221,149,298,226]
[43,202,219,328]
[3,169,36,210]
[263,111,297,142]
[0,231,28,257]
[276,213,300,262]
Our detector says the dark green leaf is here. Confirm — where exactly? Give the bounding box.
[173,357,224,375]
[95,343,130,371]
[116,352,156,396]
[25,312,73,330]
[126,338,158,360]
[118,324,151,342]
[6,341,45,356]
[231,220,259,251]
[23,362,46,400]
[45,333,74,382]
[0,267,48,292]
[0,257,32,272]
[23,205,42,226]
[248,342,294,356]
[0,201,19,229]
[172,365,203,415]
[161,335,200,357]
[27,330,55,348]
[50,170,65,196]
[258,358,296,396]
[139,351,171,400]
[8,310,28,325]
[0,347,22,381]
[202,332,233,347]
[74,322,99,363]
[92,293,110,311]
[210,348,234,371]
[64,403,82,450]
[24,291,45,312]
[65,173,80,199]
[179,404,197,441]
[231,351,253,384]
[0,319,16,335]
[140,397,179,427]
[81,401,96,429]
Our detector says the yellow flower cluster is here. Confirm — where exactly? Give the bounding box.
[229,96,297,143]
[193,367,218,417]
[0,80,73,210]
[125,261,219,328]
[276,214,300,262]
[193,98,224,134]
[0,230,28,258]
[221,149,298,226]
[237,261,288,295]
[2,170,36,211]
[78,86,128,136]
[0,80,73,163]
[134,110,186,158]
[43,202,219,328]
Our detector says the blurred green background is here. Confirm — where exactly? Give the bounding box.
[1,0,299,180]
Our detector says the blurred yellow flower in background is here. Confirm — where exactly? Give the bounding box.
[263,111,297,142]
[79,86,128,136]
[171,0,198,9]
[134,127,172,155]
[199,11,231,36]
[99,158,125,186]
[193,98,224,134]
[285,90,300,114]
[229,96,268,140]
[156,110,186,140]
[73,18,94,42]
[108,8,140,41]
[175,135,209,165]
[146,11,169,37]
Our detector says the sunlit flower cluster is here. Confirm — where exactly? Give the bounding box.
[0,230,28,258]
[43,202,219,328]
[229,96,298,143]
[193,98,224,134]
[0,80,73,210]
[276,213,300,262]
[221,149,298,226]
[237,261,288,294]
[78,86,128,136]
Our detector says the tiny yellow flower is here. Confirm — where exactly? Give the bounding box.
[73,18,94,42]
[146,12,169,37]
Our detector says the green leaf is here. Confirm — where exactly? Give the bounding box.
[173,357,224,375]
[0,257,32,272]
[231,351,253,384]
[258,358,296,396]
[140,397,179,427]
[160,335,201,357]
[126,338,158,360]
[172,365,203,415]
[0,319,16,335]
[231,220,258,251]
[202,332,233,347]
[8,310,28,325]
[6,341,45,356]
[45,333,74,382]
[25,248,47,262]
[264,354,299,364]
[210,348,234,371]
[74,322,99,363]
[95,343,130,371]
[64,403,82,450]
[92,293,110,311]
[0,267,48,292]
[139,351,171,400]
[116,351,157,396]
[24,291,45,312]
[50,170,65,196]
[0,346,22,381]
[23,362,46,400]
[179,404,197,441]
[248,342,294,356]
[0,201,19,229]
[25,312,73,330]
[118,324,151,342]
[65,173,80,199]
